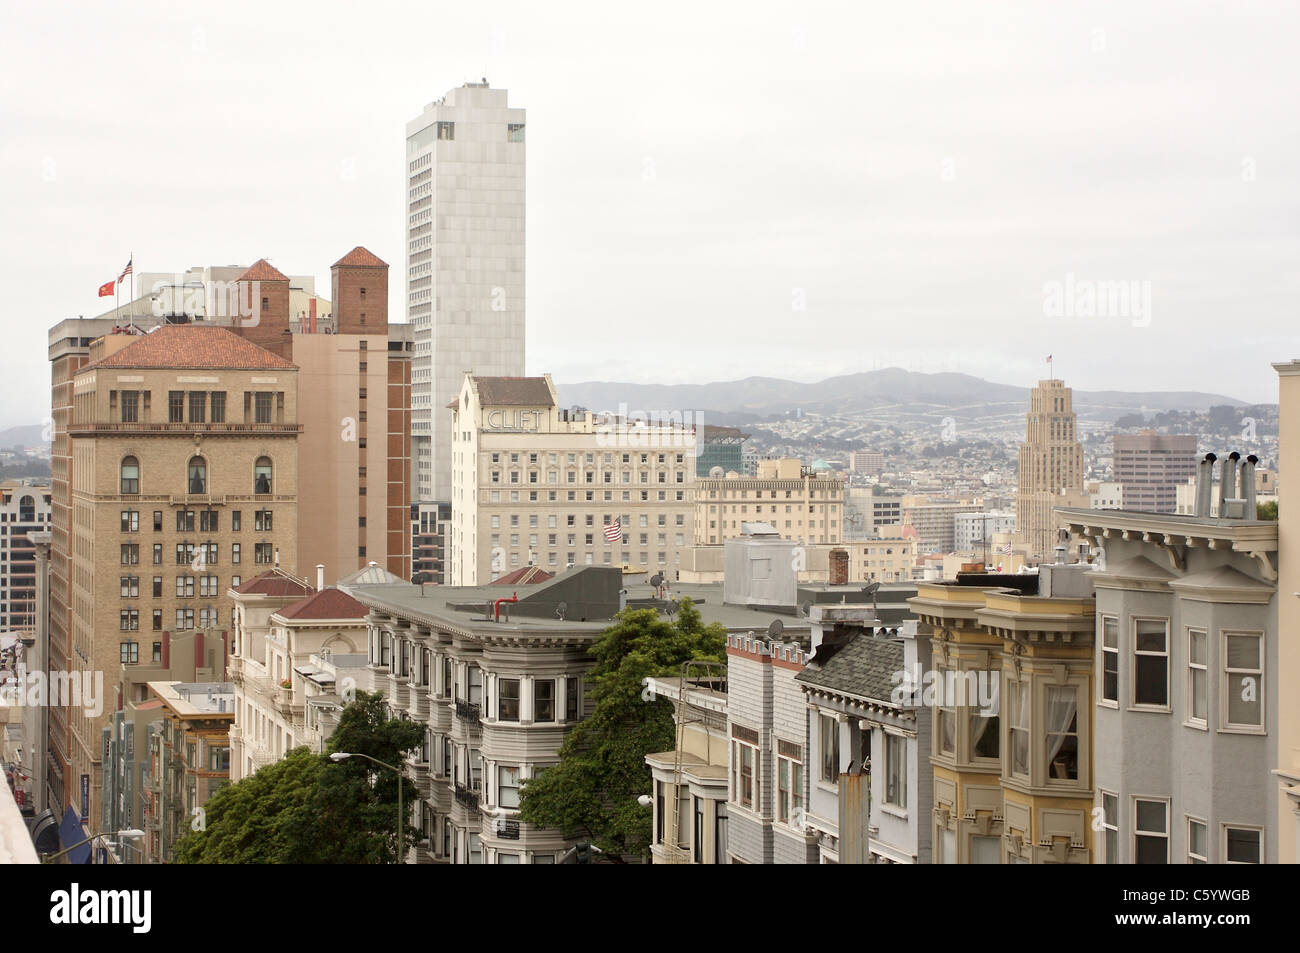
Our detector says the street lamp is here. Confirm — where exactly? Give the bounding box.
[42,829,144,864]
[330,751,406,863]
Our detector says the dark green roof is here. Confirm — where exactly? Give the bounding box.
[795,632,904,704]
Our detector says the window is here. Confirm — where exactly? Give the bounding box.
[507,122,525,142]
[119,609,139,631]
[498,678,520,721]
[120,390,139,423]
[1133,619,1169,707]
[176,576,195,598]
[1188,628,1208,726]
[533,679,555,722]
[1100,616,1118,703]
[231,511,241,532]
[565,677,579,720]
[120,510,139,532]
[208,746,230,772]
[232,543,241,565]
[121,457,140,494]
[152,544,162,565]
[200,509,218,532]
[970,703,998,760]
[1101,792,1119,863]
[1009,681,1029,776]
[436,120,454,140]
[210,391,226,423]
[885,732,908,807]
[120,543,139,565]
[120,575,139,598]
[187,457,207,495]
[119,641,139,664]
[255,509,273,532]
[176,510,195,533]
[819,714,839,782]
[1045,685,1079,780]
[1224,825,1262,863]
[1134,798,1169,863]
[254,457,272,494]
[498,765,520,808]
[175,608,194,631]
[152,577,162,598]
[254,543,273,565]
[735,742,756,808]
[168,391,184,423]
[1223,632,1263,730]
[254,391,272,424]
[971,835,1000,864]
[152,610,162,631]
[188,391,205,423]
[1188,817,1208,863]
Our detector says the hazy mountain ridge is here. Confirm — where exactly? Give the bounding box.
[556,370,1250,421]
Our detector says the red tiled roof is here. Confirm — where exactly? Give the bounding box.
[237,258,290,282]
[491,566,554,585]
[87,325,296,371]
[276,587,368,621]
[332,246,388,269]
[233,569,314,598]
[447,398,460,411]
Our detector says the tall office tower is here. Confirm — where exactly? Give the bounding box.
[1015,379,1086,560]
[0,481,52,631]
[55,324,299,833]
[1112,431,1197,514]
[406,82,526,507]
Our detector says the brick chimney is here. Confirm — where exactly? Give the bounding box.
[331,247,389,335]
[829,548,849,586]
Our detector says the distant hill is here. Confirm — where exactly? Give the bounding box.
[556,369,1249,422]
[0,424,47,447]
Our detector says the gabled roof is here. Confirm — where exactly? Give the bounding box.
[86,325,296,371]
[491,566,554,586]
[796,632,904,705]
[237,258,289,282]
[337,562,406,586]
[332,246,388,268]
[276,588,368,621]
[473,376,554,407]
[233,569,314,598]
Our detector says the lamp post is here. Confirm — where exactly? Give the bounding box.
[330,751,405,863]
[42,829,144,864]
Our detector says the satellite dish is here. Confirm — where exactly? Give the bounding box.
[650,573,665,588]
[709,466,725,478]
[862,581,881,596]
[799,600,813,619]
[555,601,568,621]
[664,599,679,619]
[767,619,784,640]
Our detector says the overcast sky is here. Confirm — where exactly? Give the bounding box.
[2,0,1297,425]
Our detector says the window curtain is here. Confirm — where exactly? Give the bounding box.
[1045,686,1078,764]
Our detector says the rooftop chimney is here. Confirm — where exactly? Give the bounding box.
[317,564,325,592]
[1218,452,1241,513]
[1241,454,1258,517]
[1195,453,1216,517]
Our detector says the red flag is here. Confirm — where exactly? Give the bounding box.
[98,280,116,297]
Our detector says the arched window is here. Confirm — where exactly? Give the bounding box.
[254,457,272,495]
[18,495,35,522]
[121,457,140,494]
[188,457,207,495]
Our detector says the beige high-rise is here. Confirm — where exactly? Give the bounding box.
[64,325,299,834]
[1015,379,1085,559]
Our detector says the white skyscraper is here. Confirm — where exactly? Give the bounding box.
[406,81,526,504]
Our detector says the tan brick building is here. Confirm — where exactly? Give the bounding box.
[693,458,843,547]
[65,325,299,834]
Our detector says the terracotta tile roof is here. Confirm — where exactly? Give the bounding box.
[491,566,555,586]
[87,325,296,371]
[332,246,388,269]
[473,376,554,407]
[237,258,290,282]
[276,587,368,621]
[447,398,459,411]
[233,569,314,598]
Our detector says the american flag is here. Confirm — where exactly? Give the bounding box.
[1001,542,1012,556]
[119,258,133,281]
[603,518,622,542]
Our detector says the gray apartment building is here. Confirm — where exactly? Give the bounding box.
[1060,451,1277,863]
[1112,432,1197,514]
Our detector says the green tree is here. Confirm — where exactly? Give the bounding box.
[518,598,726,858]
[174,691,423,863]
[1257,500,1278,521]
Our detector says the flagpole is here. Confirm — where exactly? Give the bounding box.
[129,251,135,330]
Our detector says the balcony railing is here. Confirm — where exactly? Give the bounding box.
[453,784,480,810]
[454,700,481,724]
[68,421,302,435]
